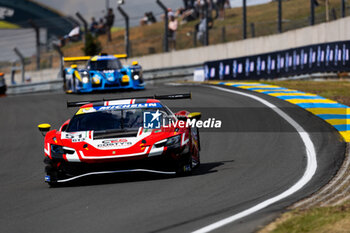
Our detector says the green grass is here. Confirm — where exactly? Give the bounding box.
[0,21,19,29]
[265,202,350,233]
[111,27,123,33]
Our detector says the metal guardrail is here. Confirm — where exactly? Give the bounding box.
[143,63,201,80]
[7,79,62,95]
[6,64,201,95]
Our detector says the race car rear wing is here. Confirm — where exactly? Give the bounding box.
[63,54,128,62]
[67,93,192,108]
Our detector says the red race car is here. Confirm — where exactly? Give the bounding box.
[38,94,201,187]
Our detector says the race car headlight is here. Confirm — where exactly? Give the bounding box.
[154,135,181,148]
[82,77,89,83]
[51,144,64,154]
[165,135,181,147]
[133,74,139,80]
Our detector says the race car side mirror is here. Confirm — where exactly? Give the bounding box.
[176,115,187,121]
[38,123,51,136]
[132,61,138,66]
[71,64,78,69]
[188,112,201,120]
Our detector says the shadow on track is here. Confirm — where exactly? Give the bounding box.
[47,161,227,188]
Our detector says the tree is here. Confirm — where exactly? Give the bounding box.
[82,33,102,56]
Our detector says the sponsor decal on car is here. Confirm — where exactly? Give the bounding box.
[76,107,97,115]
[97,139,133,148]
[96,103,162,111]
[62,132,87,142]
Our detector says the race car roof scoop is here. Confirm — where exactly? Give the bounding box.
[67,93,191,108]
[93,129,138,139]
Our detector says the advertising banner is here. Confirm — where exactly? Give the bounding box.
[204,41,350,80]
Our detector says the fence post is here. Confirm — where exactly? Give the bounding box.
[11,61,16,84]
[221,27,226,43]
[13,47,25,83]
[310,0,315,25]
[250,23,255,38]
[53,44,64,79]
[117,6,130,57]
[331,8,337,20]
[243,0,247,39]
[278,0,282,33]
[325,0,330,21]
[342,0,346,18]
[28,19,40,70]
[193,30,197,47]
[204,0,209,45]
[76,12,88,47]
[156,0,169,52]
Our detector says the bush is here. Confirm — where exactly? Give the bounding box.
[82,33,102,56]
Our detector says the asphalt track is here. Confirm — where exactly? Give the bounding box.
[0,83,345,233]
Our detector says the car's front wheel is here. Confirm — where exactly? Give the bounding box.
[176,153,193,176]
[44,158,65,187]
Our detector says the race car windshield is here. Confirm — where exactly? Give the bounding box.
[88,59,122,71]
[66,108,175,132]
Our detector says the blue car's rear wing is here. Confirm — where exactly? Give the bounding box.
[66,93,192,108]
[63,54,128,62]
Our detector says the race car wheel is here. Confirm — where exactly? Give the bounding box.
[45,164,60,187]
[44,159,66,187]
[63,73,67,91]
[176,153,193,176]
[72,74,76,93]
[65,77,74,94]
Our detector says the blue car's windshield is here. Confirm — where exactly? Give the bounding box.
[87,59,122,71]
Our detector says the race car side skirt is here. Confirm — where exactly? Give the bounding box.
[49,169,176,183]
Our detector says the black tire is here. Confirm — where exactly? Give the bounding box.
[63,71,67,91]
[45,164,58,187]
[72,73,77,93]
[44,159,64,187]
[176,153,193,176]
[63,74,74,93]
[48,181,61,188]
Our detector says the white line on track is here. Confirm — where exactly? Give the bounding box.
[56,169,176,183]
[191,85,317,233]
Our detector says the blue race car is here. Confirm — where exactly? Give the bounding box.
[63,54,144,93]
